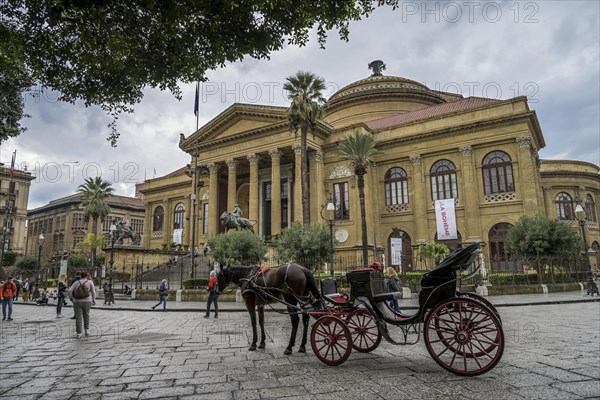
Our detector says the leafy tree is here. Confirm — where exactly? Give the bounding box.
[284,71,327,224]
[1,251,18,267]
[15,254,37,270]
[416,243,450,269]
[506,215,580,257]
[336,131,382,266]
[77,177,113,274]
[272,222,329,271]
[205,230,267,266]
[1,0,399,144]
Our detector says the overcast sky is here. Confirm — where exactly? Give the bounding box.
[2,1,599,209]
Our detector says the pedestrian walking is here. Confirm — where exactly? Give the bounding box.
[56,275,68,318]
[67,271,96,339]
[1,277,18,321]
[21,278,30,302]
[14,279,21,301]
[69,273,81,319]
[204,271,219,319]
[385,267,401,313]
[151,279,169,311]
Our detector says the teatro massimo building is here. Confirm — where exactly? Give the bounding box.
[141,65,600,273]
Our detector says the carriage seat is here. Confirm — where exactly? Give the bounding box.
[372,291,403,303]
[324,293,350,304]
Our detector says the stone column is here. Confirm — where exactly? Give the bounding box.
[269,149,282,236]
[247,153,260,226]
[459,146,482,241]
[292,144,303,222]
[312,149,324,224]
[516,136,539,214]
[542,186,554,217]
[225,158,238,212]
[410,154,428,243]
[207,163,220,235]
[163,199,172,244]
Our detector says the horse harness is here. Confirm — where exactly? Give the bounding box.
[240,264,315,311]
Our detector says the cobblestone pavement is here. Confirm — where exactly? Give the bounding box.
[0,298,598,399]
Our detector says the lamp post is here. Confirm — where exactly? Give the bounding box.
[33,231,45,300]
[106,223,117,305]
[0,225,8,271]
[320,196,336,277]
[574,200,599,296]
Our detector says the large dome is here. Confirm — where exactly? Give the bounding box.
[324,74,462,128]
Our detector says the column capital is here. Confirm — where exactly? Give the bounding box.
[269,149,282,160]
[247,153,260,165]
[409,154,422,166]
[292,143,302,154]
[312,149,324,162]
[516,136,532,148]
[542,185,553,192]
[225,158,238,169]
[458,146,473,157]
[207,163,220,174]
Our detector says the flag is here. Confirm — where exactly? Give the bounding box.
[9,150,16,177]
[194,82,199,117]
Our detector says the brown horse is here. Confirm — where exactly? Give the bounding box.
[217,264,321,355]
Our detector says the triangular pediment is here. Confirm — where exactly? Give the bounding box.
[181,104,288,151]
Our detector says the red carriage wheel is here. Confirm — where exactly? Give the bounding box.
[424,298,504,376]
[346,310,382,353]
[459,292,502,324]
[310,316,352,366]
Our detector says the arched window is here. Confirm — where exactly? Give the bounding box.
[585,194,597,222]
[488,223,520,272]
[555,192,574,220]
[153,206,164,232]
[430,159,457,201]
[482,151,514,194]
[384,167,409,205]
[173,203,185,229]
[388,228,413,272]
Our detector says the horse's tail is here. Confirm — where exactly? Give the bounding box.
[303,267,321,300]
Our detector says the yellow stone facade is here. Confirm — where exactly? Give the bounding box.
[0,166,35,255]
[144,73,598,273]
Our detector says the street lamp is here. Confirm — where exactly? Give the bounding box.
[574,200,599,296]
[0,225,8,271]
[320,196,336,277]
[106,223,117,305]
[33,231,44,300]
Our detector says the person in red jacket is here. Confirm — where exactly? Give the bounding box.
[1,277,18,321]
[204,271,219,319]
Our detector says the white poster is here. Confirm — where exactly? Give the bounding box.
[390,238,403,266]
[435,199,458,240]
[173,228,183,245]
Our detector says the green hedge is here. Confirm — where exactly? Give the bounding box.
[183,278,209,289]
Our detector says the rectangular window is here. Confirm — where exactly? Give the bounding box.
[131,218,144,234]
[72,213,86,229]
[333,182,350,220]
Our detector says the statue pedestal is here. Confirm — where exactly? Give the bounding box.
[176,289,183,302]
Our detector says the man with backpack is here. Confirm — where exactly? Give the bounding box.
[1,277,18,321]
[67,271,96,339]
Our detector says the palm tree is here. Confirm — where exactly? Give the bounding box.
[336,131,382,267]
[284,71,327,224]
[77,177,113,271]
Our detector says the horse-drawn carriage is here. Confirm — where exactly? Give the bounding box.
[217,242,504,376]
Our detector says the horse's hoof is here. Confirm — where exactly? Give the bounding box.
[298,346,306,353]
[283,348,292,355]
[258,343,265,349]
[249,345,257,351]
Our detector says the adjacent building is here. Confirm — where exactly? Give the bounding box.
[26,194,145,273]
[0,165,35,255]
